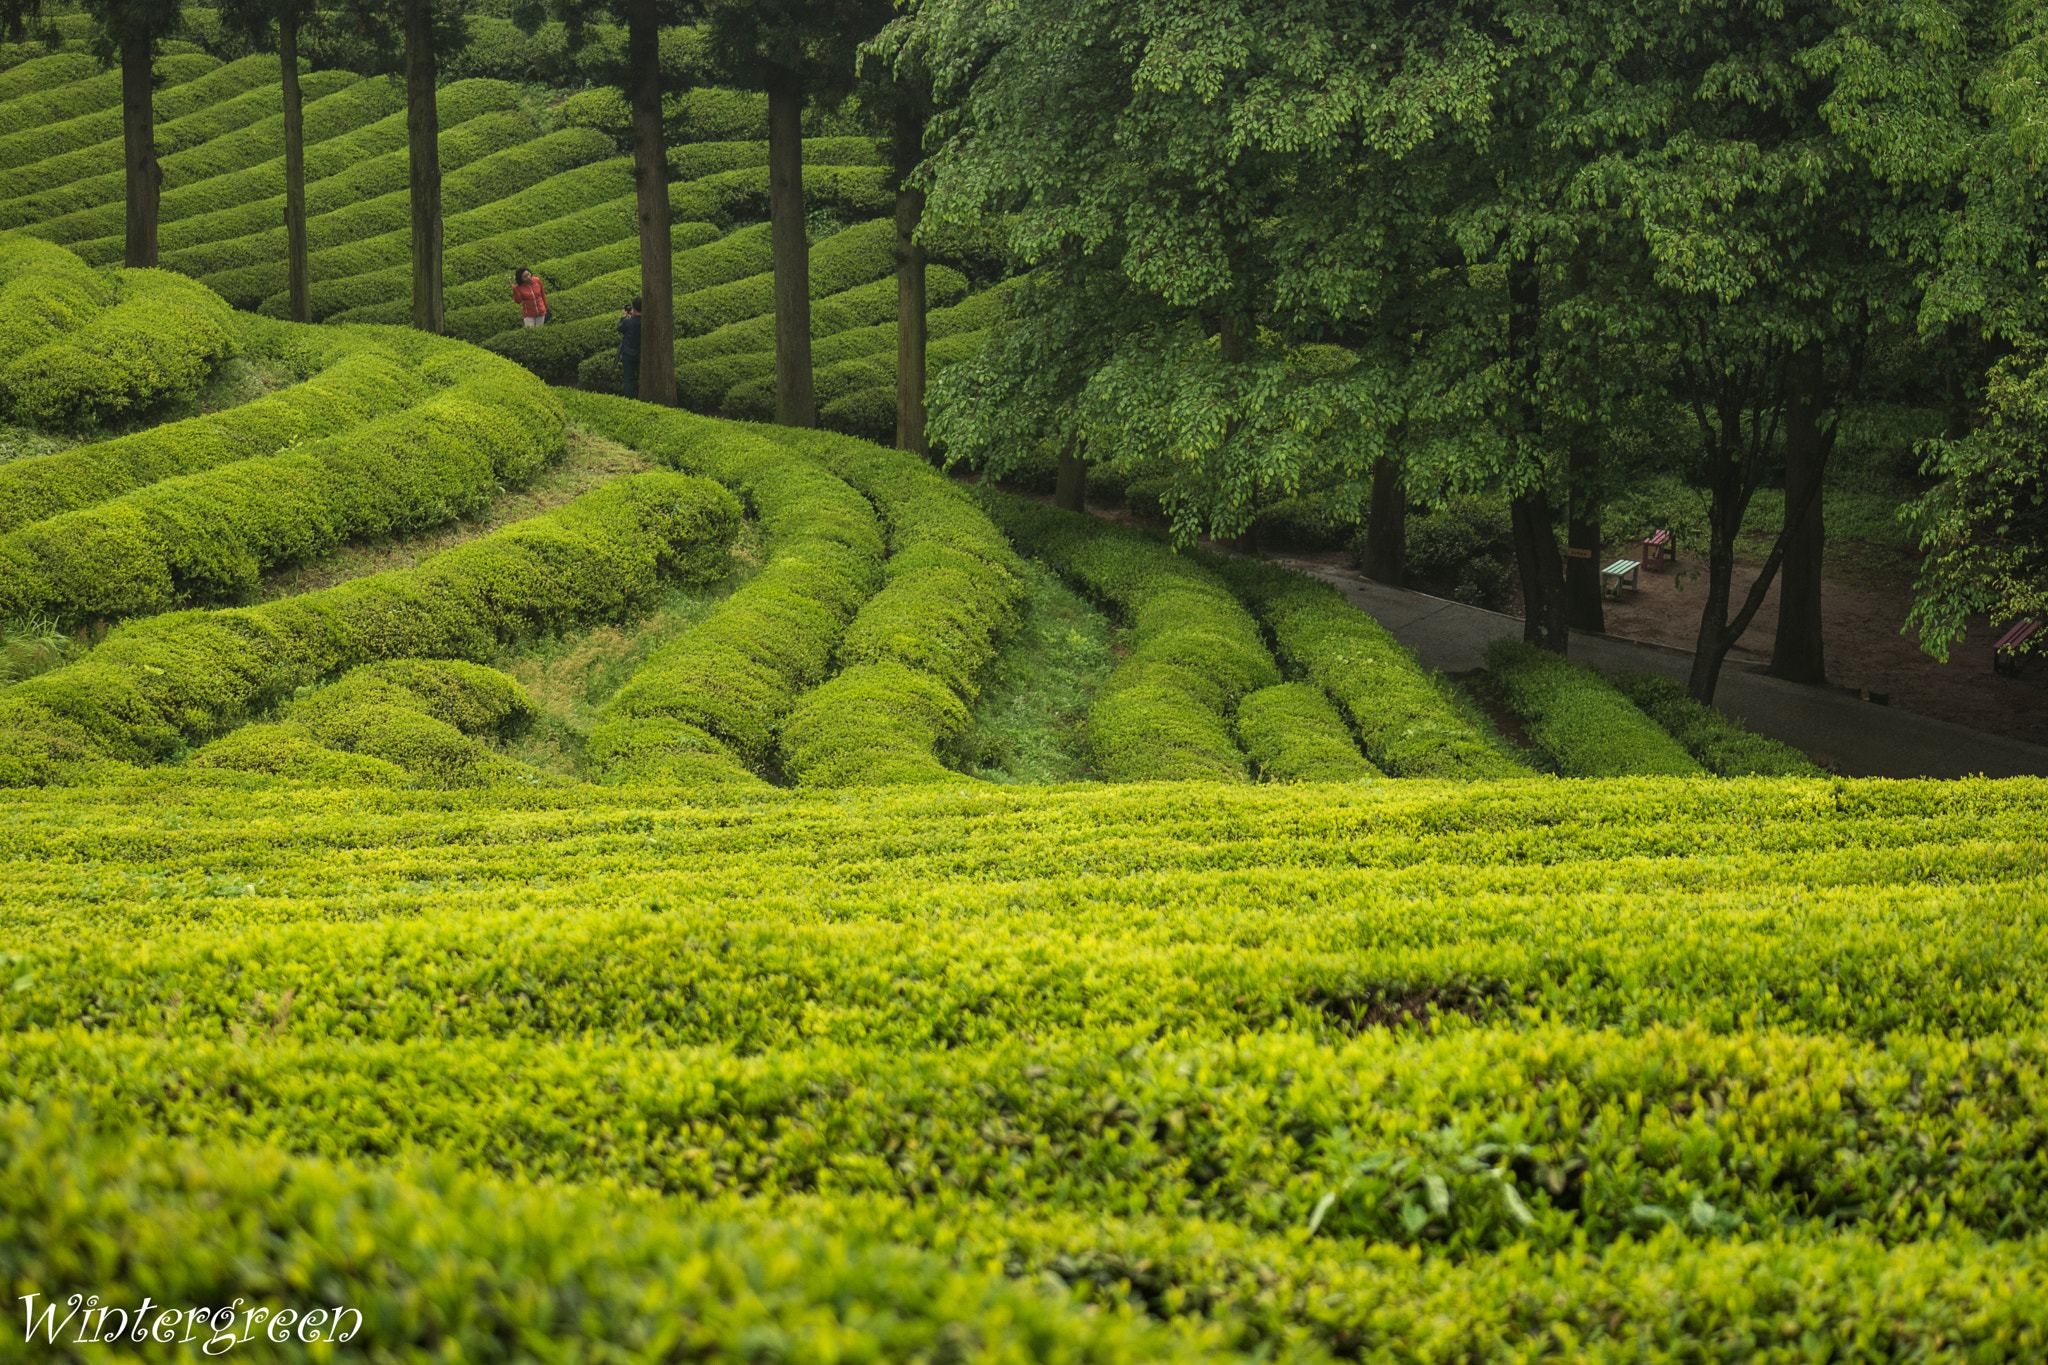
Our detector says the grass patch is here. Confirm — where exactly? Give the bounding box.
[492,522,765,781]
[944,559,1116,784]
[0,613,108,686]
[258,423,652,600]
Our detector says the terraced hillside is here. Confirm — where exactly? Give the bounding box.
[0,26,998,442]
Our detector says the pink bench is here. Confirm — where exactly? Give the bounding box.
[1994,619,2039,675]
[1640,528,1675,567]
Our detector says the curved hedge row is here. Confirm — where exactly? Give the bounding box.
[0,338,560,621]
[1,1111,1194,1365]
[0,49,98,94]
[144,87,526,270]
[565,394,884,786]
[0,266,239,430]
[1485,640,1706,777]
[584,267,970,396]
[0,233,118,369]
[1612,669,1823,777]
[0,51,217,146]
[1211,556,1528,779]
[758,426,1025,787]
[198,124,609,310]
[976,492,1279,782]
[193,658,538,789]
[0,52,263,176]
[0,327,428,534]
[672,281,1015,410]
[46,76,425,259]
[445,222,773,346]
[0,470,742,784]
[0,68,361,227]
[1237,681,1384,782]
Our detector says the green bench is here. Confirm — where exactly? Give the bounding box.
[1600,558,1640,598]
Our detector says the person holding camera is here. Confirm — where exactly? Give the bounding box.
[617,298,642,400]
[511,267,548,327]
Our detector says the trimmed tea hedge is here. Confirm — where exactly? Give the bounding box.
[671,281,1015,410]
[193,658,537,789]
[44,77,432,259]
[567,394,884,785]
[0,1108,1203,1365]
[0,325,427,533]
[0,233,118,368]
[1612,669,1824,777]
[1211,556,1528,779]
[199,125,607,310]
[0,266,238,430]
[0,339,560,621]
[484,188,899,384]
[0,469,741,783]
[978,492,1276,782]
[0,51,218,148]
[0,68,361,227]
[755,425,1025,786]
[1236,681,1383,782]
[1485,640,1706,778]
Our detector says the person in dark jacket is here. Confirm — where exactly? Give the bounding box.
[618,297,642,400]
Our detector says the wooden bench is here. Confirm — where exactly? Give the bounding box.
[1600,558,1640,598]
[1640,528,1675,567]
[1994,619,2039,675]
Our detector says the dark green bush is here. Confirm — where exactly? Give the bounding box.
[1485,640,1706,778]
[1235,681,1381,781]
[1387,494,1514,603]
[1611,670,1822,777]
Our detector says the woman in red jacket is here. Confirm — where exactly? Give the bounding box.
[512,268,548,327]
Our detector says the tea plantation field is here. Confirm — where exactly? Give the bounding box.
[0,27,2044,1363]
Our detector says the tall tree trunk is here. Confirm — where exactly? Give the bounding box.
[893,99,927,455]
[626,0,675,406]
[1361,455,1406,585]
[1563,254,1602,632]
[767,65,814,427]
[1685,439,1745,703]
[403,0,442,334]
[1506,259,1567,651]
[120,33,158,267]
[281,7,310,323]
[1769,340,1828,683]
[1054,433,1085,512]
[1565,420,1603,633]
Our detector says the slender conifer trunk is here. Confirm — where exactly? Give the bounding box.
[893,100,927,455]
[767,65,814,426]
[1054,433,1086,512]
[120,33,158,267]
[403,0,442,333]
[626,0,675,405]
[281,6,309,322]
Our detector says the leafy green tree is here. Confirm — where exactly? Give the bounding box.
[691,0,895,426]
[0,0,186,266]
[214,0,320,322]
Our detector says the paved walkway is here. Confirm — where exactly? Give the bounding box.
[1273,558,2048,780]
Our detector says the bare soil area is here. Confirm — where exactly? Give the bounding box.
[1597,553,2048,747]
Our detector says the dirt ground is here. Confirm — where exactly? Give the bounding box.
[1588,554,2048,746]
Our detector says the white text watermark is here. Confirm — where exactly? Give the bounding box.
[20,1295,361,1354]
